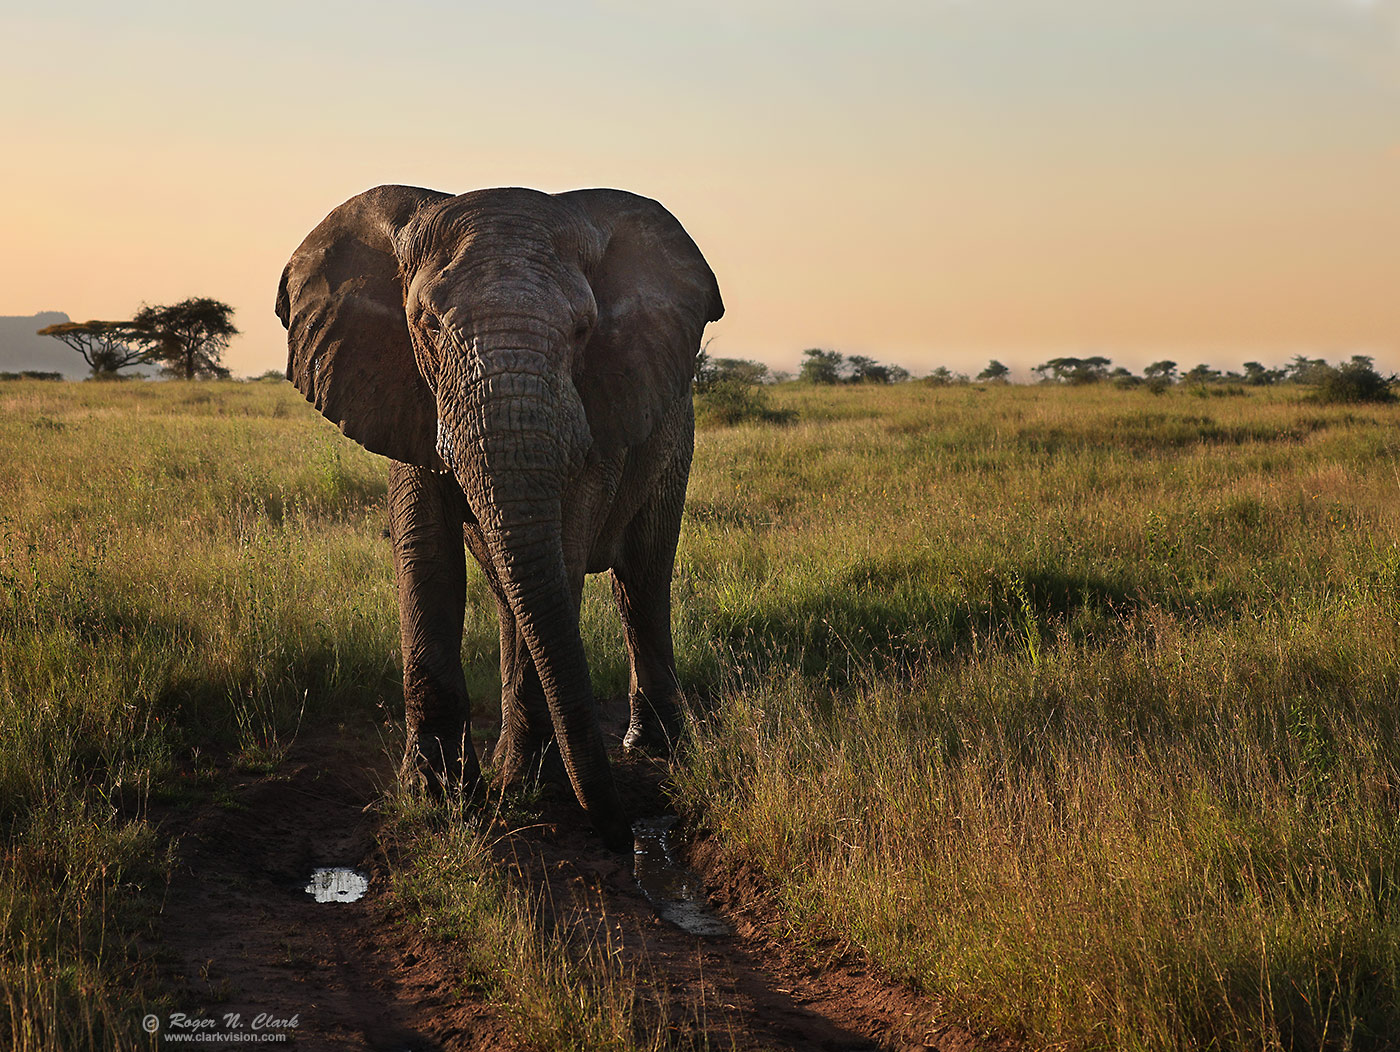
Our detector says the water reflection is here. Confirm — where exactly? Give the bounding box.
[633,816,730,937]
[305,867,369,903]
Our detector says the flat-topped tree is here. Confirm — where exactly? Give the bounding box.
[1034,355,1112,384]
[1144,360,1178,383]
[132,298,238,379]
[848,355,909,384]
[977,359,1010,383]
[37,320,147,377]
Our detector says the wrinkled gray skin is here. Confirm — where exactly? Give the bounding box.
[276,186,723,848]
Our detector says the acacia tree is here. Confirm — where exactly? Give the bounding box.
[799,348,846,384]
[1243,361,1284,385]
[132,298,238,379]
[1144,360,1178,383]
[1034,355,1112,384]
[37,320,148,377]
[1284,354,1330,385]
[977,359,1010,383]
[846,355,909,383]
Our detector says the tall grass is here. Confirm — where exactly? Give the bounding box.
[381,790,691,1052]
[0,380,406,1048]
[3,378,1398,1049]
[673,383,1400,1049]
[0,379,674,1049]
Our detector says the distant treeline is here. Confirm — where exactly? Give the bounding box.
[1025,354,1390,391]
[1023,353,1394,404]
[696,348,1396,405]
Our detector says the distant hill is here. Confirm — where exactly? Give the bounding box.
[0,312,86,377]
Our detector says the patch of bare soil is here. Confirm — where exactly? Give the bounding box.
[151,704,1013,1051]
[152,723,518,1051]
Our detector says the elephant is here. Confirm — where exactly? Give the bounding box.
[276,185,723,849]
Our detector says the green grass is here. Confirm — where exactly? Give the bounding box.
[1,378,1397,1050]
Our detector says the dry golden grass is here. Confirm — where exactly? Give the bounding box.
[2,378,1397,1049]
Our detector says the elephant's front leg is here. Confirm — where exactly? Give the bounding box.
[489,594,568,788]
[461,526,564,789]
[389,461,481,794]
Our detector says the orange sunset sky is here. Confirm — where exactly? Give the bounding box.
[2,0,1397,379]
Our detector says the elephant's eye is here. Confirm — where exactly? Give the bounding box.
[573,319,591,342]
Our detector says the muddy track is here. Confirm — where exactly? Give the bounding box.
[152,704,1006,1051]
[151,723,509,1050]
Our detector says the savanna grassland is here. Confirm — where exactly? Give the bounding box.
[1,378,1397,1051]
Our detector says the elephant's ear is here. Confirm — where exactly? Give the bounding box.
[560,189,724,451]
[276,184,452,467]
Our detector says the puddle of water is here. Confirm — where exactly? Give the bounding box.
[304,867,369,903]
[633,816,730,937]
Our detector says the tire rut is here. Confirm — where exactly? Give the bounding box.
[150,711,1006,1051]
[152,724,514,1051]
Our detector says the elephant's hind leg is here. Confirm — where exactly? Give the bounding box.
[390,461,481,795]
[612,461,689,756]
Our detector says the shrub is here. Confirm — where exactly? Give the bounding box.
[1190,383,1246,398]
[694,379,796,426]
[695,347,771,390]
[1308,356,1396,405]
[1111,368,1141,389]
[848,355,909,384]
[922,366,968,387]
[798,348,846,384]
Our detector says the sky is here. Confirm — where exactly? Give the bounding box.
[2,0,1396,380]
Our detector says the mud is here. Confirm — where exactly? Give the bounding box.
[632,815,730,937]
[151,724,516,1051]
[152,705,1012,1051]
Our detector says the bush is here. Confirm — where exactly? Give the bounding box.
[798,348,846,385]
[1111,368,1142,389]
[922,366,968,387]
[694,379,796,427]
[1308,357,1396,405]
[1190,384,1246,398]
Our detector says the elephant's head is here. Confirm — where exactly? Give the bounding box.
[275,185,722,845]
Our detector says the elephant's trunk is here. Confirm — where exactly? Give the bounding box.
[437,344,628,848]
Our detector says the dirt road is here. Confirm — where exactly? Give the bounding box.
[152,708,1001,1051]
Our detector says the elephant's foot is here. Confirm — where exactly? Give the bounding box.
[405,725,482,799]
[622,691,682,757]
[591,807,635,853]
[491,733,569,791]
